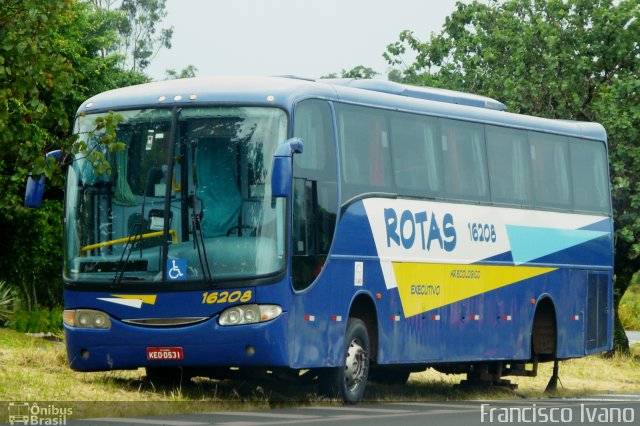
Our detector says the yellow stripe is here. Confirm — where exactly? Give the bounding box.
[110,294,157,305]
[393,263,556,318]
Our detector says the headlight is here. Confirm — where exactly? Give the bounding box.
[63,309,111,329]
[218,304,282,326]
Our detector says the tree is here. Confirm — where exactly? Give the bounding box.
[0,0,77,211]
[90,0,189,78]
[117,0,173,72]
[165,65,198,80]
[0,0,145,308]
[387,69,404,83]
[321,65,379,79]
[0,1,79,308]
[341,65,378,79]
[62,2,150,114]
[385,0,640,352]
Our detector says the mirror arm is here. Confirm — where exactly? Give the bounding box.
[274,137,303,157]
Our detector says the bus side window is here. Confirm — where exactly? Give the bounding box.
[529,132,571,209]
[486,125,532,205]
[440,119,489,202]
[569,138,610,213]
[292,100,338,291]
[390,113,441,196]
[337,104,392,200]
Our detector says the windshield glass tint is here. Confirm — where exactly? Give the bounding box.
[65,107,287,283]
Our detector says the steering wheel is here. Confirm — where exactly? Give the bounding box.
[226,225,257,237]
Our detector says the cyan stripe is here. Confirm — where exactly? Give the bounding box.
[506,225,608,265]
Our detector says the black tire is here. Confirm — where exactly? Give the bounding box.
[319,318,370,403]
[145,366,190,387]
[368,367,411,385]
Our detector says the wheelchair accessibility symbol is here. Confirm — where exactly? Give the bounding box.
[167,258,187,280]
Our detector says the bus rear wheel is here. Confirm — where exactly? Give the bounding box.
[319,318,370,403]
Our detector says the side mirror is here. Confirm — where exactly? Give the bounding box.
[24,150,62,209]
[271,138,303,198]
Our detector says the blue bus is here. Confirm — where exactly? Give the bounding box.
[28,76,613,402]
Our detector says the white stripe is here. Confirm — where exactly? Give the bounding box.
[97,297,143,308]
[390,402,479,409]
[87,418,206,425]
[302,406,411,414]
[564,397,640,402]
[380,260,398,290]
[206,406,468,426]
[212,411,320,420]
[594,394,640,399]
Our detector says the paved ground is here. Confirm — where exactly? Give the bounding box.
[65,395,640,426]
[627,330,640,344]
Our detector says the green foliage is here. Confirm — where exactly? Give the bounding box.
[341,65,378,79]
[62,1,150,111]
[0,1,77,211]
[70,111,126,176]
[165,65,198,80]
[0,200,64,310]
[117,0,174,72]
[385,0,640,351]
[0,280,15,325]
[387,69,404,83]
[321,65,379,79]
[620,278,640,330]
[7,306,63,334]
[0,1,146,315]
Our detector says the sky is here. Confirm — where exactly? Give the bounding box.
[145,0,463,81]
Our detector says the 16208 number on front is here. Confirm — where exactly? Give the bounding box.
[201,290,252,305]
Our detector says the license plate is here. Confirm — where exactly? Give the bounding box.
[146,347,184,361]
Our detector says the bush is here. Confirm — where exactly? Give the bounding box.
[0,280,14,325]
[6,306,63,333]
[0,200,64,310]
[620,282,640,331]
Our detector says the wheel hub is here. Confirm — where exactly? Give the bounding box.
[344,338,367,390]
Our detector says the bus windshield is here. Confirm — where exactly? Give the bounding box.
[65,107,287,284]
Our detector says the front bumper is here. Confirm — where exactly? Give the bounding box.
[64,312,289,371]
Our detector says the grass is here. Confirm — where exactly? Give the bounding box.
[405,353,640,399]
[1,327,640,420]
[0,328,272,419]
[620,279,640,330]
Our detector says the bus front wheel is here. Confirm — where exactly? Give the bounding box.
[319,318,370,403]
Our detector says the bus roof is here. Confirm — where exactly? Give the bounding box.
[79,76,606,142]
[320,78,508,111]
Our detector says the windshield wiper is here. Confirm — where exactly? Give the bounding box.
[189,139,214,285]
[112,194,147,288]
